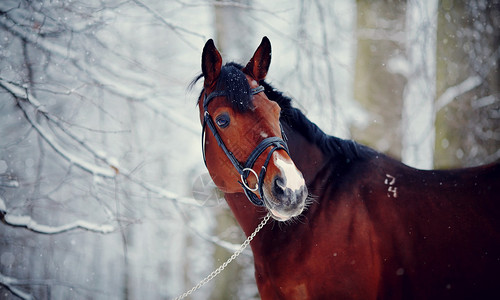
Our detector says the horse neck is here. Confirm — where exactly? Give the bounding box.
[282,122,329,187]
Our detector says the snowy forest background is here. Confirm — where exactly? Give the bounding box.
[0,0,498,299]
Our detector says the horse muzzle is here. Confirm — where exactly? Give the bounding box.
[263,156,308,221]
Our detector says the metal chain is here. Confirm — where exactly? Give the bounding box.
[173,213,272,300]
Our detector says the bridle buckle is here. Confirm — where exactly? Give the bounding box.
[241,168,259,192]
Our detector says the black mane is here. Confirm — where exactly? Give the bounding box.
[191,63,372,161]
[260,80,372,161]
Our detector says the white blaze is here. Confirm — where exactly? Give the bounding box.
[274,153,305,192]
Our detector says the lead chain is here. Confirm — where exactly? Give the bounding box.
[173,213,272,300]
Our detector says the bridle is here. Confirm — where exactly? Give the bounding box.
[202,85,289,206]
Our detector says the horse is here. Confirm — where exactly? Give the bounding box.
[193,36,500,299]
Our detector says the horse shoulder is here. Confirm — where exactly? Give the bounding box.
[298,158,387,298]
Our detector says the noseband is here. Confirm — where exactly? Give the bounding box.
[202,86,289,206]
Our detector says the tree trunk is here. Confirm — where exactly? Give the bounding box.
[401,0,438,169]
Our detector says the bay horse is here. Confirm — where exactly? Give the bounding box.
[193,37,500,299]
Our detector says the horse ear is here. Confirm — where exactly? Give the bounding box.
[202,39,222,88]
[243,36,271,81]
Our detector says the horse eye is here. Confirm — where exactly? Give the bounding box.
[216,113,230,128]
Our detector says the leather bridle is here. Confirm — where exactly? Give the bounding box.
[202,85,289,206]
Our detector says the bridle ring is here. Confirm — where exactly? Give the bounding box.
[241,168,259,192]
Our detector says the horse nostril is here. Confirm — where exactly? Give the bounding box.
[273,176,286,196]
[272,176,307,206]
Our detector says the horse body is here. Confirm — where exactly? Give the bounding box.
[230,132,500,299]
[195,37,500,299]
[230,124,500,299]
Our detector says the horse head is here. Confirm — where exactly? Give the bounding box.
[198,37,308,221]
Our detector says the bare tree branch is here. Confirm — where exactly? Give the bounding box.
[131,0,205,49]
[0,80,118,178]
[2,4,201,136]
[1,210,115,234]
[435,75,482,111]
[0,186,115,234]
[0,272,34,300]
[0,78,200,206]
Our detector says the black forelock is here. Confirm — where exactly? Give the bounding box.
[216,63,253,112]
[190,62,254,112]
[191,62,290,113]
